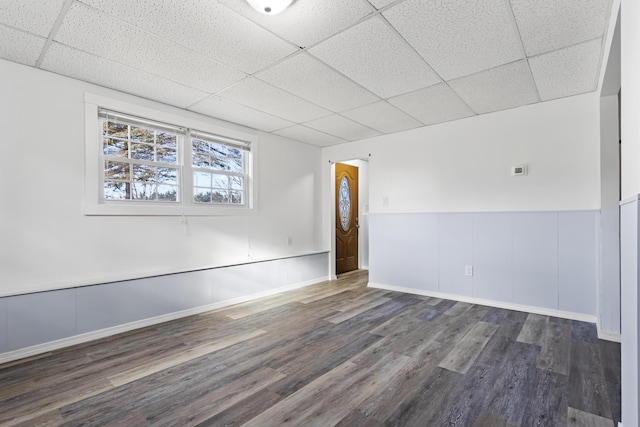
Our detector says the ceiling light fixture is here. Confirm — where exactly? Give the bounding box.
[246,0,293,15]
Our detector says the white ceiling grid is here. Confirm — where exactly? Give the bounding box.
[0,0,613,147]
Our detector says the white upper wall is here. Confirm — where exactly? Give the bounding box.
[622,0,640,198]
[323,92,601,215]
[0,59,324,296]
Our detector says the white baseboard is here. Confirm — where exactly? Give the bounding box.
[0,275,330,365]
[368,281,609,332]
[596,323,622,343]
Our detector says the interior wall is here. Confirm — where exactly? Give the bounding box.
[620,0,640,424]
[323,92,600,222]
[599,95,621,335]
[0,59,324,296]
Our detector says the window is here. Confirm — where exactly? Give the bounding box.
[99,110,182,203]
[86,95,255,216]
[191,131,249,206]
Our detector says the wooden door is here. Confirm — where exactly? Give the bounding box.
[336,163,358,274]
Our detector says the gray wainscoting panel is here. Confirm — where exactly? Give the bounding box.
[438,213,473,296]
[285,255,314,285]
[472,213,513,302]
[0,253,329,358]
[512,212,559,310]
[380,214,411,287]
[361,214,370,268]
[129,273,212,320]
[405,213,439,291]
[76,281,132,334]
[558,211,597,315]
[210,265,252,303]
[368,213,383,283]
[620,197,639,427]
[369,210,599,317]
[307,253,330,282]
[599,209,621,334]
[250,259,284,288]
[0,298,7,354]
[6,289,76,350]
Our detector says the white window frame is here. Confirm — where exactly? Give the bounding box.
[84,93,259,216]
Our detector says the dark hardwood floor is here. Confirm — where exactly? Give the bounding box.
[0,270,621,426]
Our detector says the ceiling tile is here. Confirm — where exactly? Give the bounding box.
[217,78,331,123]
[383,0,524,80]
[0,25,45,67]
[215,0,374,48]
[256,53,379,112]
[529,38,602,101]
[55,2,246,94]
[41,43,210,109]
[510,0,610,56]
[0,0,65,37]
[304,114,380,141]
[189,96,294,133]
[448,60,539,115]
[368,0,398,9]
[309,16,441,99]
[78,0,296,74]
[342,101,423,134]
[388,83,476,126]
[274,125,345,147]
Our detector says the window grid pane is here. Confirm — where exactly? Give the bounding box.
[191,136,246,205]
[101,118,180,203]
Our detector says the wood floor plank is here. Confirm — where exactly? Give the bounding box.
[384,367,462,426]
[521,369,568,427]
[475,410,520,427]
[195,388,283,427]
[268,330,382,397]
[444,301,474,317]
[567,407,614,427]
[568,339,613,420]
[368,299,433,336]
[536,317,572,375]
[7,410,64,427]
[350,340,447,422]
[145,367,286,426]
[517,313,548,346]
[334,409,384,427]
[438,321,498,374]
[326,296,391,323]
[1,383,113,426]
[482,306,509,325]
[474,340,541,426]
[600,340,622,424]
[417,299,457,321]
[108,328,266,387]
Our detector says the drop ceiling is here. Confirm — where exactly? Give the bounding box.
[0,0,613,147]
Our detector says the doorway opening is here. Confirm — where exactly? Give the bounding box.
[332,159,369,277]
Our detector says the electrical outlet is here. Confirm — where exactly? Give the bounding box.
[287,236,293,246]
[465,265,473,276]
